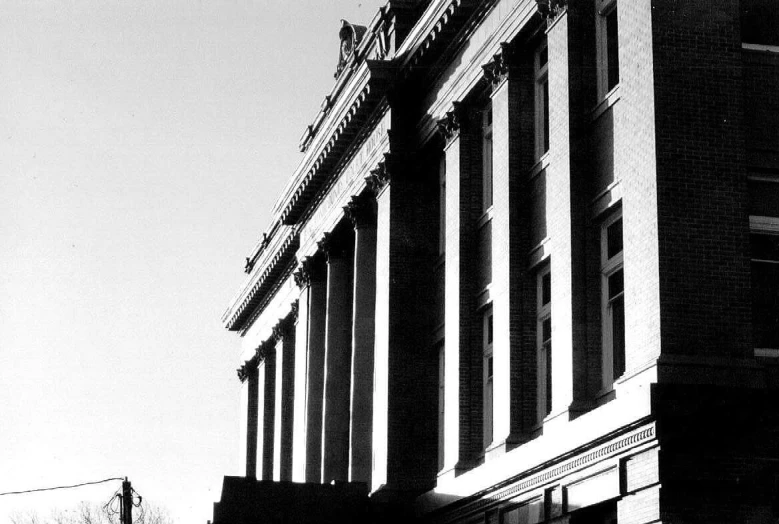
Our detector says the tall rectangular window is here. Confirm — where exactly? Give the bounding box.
[601,213,625,387]
[537,267,552,422]
[751,231,779,356]
[596,0,619,98]
[483,307,494,448]
[534,41,549,160]
[437,344,446,470]
[482,105,493,212]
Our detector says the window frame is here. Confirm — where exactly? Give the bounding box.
[536,265,552,422]
[601,211,625,389]
[534,40,550,160]
[596,0,619,100]
[481,104,494,214]
[750,215,779,358]
[482,305,494,449]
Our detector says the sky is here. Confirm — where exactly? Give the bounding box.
[0,0,386,522]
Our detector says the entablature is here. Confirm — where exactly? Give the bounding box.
[275,59,395,226]
[416,0,542,145]
[223,224,300,332]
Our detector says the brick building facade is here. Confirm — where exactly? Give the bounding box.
[212,0,779,522]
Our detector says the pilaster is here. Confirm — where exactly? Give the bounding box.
[344,194,378,485]
[483,44,530,458]
[438,103,479,479]
[320,231,355,483]
[259,341,277,480]
[272,314,296,481]
[300,257,328,483]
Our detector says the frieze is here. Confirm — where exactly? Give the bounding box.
[299,110,390,254]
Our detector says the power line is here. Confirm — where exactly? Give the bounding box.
[0,477,124,497]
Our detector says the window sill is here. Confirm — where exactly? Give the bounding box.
[476,285,492,310]
[755,348,779,358]
[591,179,622,218]
[528,236,551,269]
[528,153,551,180]
[477,206,494,228]
[742,42,779,53]
[591,84,621,122]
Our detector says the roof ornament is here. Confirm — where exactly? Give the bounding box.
[336,20,368,78]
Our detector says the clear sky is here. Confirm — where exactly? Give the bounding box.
[0,1,385,522]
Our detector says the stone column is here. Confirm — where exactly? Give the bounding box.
[438,104,477,479]
[238,360,259,479]
[344,195,377,485]
[483,45,528,457]
[301,257,327,483]
[292,275,310,482]
[370,148,440,493]
[320,232,354,483]
[544,5,590,422]
[272,316,296,481]
[259,342,276,480]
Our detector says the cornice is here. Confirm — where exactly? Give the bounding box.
[396,0,481,77]
[276,59,396,226]
[223,226,300,332]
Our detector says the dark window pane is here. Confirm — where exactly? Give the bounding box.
[542,271,551,306]
[543,80,550,153]
[542,317,552,342]
[752,234,779,261]
[545,340,552,416]
[539,46,548,68]
[487,313,494,345]
[607,217,623,259]
[752,261,779,348]
[742,0,779,45]
[608,269,624,299]
[612,295,625,379]
[606,8,620,90]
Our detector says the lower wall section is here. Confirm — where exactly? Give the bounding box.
[211,477,369,524]
[417,421,658,524]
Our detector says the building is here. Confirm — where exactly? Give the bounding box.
[212,0,779,522]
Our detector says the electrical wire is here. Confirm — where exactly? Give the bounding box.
[0,477,124,497]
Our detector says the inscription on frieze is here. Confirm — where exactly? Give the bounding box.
[301,110,391,250]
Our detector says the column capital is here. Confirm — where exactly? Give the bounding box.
[290,299,299,322]
[343,195,376,229]
[237,357,259,383]
[481,43,512,90]
[256,339,276,362]
[318,233,350,261]
[536,0,567,26]
[365,160,390,196]
[294,257,326,288]
[436,102,466,145]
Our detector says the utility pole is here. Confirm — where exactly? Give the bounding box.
[121,477,133,524]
